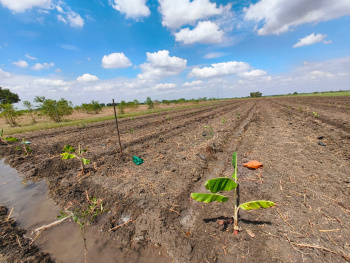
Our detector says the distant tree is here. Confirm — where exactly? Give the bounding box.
[118,100,126,114]
[106,103,114,107]
[23,101,36,123]
[293,92,298,95]
[34,96,73,122]
[0,103,20,126]
[146,97,154,109]
[80,100,102,114]
[250,92,262,98]
[0,87,20,106]
[99,103,106,107]
[133,99,139,108]
[162,100,171,105]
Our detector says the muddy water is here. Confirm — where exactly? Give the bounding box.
[0,160,170,263]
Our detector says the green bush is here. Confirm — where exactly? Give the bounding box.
[34,96,73,123]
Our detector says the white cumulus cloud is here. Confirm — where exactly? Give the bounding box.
[175,21,224,45]
[188,61,251,78]
[244,0,350,35]
[77,73,99,82]
[152,83,177,91]
[109,0,150,19]
[182,80,203,87]
[32,62,54,70]
[0,0,52,12]
[13,60,29,68]
[308,70,334,80]
[138,50,187,80]
[67,10,84,28]
[158,0,225,29]
[293,33,332,48]
[0,68,12,79]
[239,69,267,78]
[101,52,132,69]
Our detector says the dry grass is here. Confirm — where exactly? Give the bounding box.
[0,101,220,136]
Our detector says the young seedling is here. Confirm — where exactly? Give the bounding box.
[0,128,19,144]
[15,138,32,155]
[236,113,240,119]
[191,152,275,234]
[204,124,214,140]
[57,195,107,263]
[61,144,90,173]
[312,111,318,118]
[222,117,226,124]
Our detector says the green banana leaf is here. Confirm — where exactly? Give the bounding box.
[3,137,19,142]
[231,152,237,180]
[61,153,76,160]
[63,144,75,153]
[239,200,275,210]
[191,193,229,203]
[204,177,237,193]
[82,158,90,165]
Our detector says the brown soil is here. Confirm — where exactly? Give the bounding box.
[1,97,350,262]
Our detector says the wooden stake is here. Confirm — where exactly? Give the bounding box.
[112,99,123,154]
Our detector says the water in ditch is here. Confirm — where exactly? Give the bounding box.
[0,159,170,262]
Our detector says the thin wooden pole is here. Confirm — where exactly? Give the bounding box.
[112,99,123,154]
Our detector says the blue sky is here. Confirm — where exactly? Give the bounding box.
[1,0,350,106]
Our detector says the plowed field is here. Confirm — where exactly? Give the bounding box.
[1,96,350,262]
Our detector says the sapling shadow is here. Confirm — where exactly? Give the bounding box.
[191,152,275,234]
[57,195,107,263]
[61,144,90,174]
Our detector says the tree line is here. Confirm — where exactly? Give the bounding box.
[0,87,227,127]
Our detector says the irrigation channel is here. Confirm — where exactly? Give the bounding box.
[0,160,169,263]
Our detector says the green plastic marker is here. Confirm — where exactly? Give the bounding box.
[132,156,143,165]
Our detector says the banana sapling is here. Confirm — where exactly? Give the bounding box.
[61,144,90,173]
[0,128,19,144]
[191,152,275,234]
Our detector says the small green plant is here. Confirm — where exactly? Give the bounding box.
[191,152,275,234]
[204,124,214,140]
[222,117,226,124]
[77,122,87,128]
[166,115,170,122]
[0,128,19,144]
[61,144,90,173]
[236,113,240,119]
[312,111,318,117]
[15,138,32,155]
[126,128,135,133]
[298,107,303,112]
[57,195,107,263]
